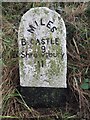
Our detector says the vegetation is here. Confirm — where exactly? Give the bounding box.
[1,2,90,120]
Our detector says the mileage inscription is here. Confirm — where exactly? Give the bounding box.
[19,18,63,68]
[27,18,57,33]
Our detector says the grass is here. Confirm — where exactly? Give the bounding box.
[1,2,90,120]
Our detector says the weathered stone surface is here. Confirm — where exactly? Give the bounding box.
[18,7,67,88]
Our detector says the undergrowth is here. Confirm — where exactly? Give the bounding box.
[1,2,90,120]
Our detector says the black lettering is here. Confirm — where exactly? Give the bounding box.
[47,20,53,29]
[20,51,26,58]
[41,60,44,67]
[46,38,49,45]
[49,52,52,57]
[36,39,41,45]
[41,18,45,26]
[51,26,57,32]
[26,51,32,58]
[46,51,52,57]
[41,39,45,45]
[53,53,57,57]
[55,38,59,45]
[41,46,46,53]
[37,60,44,68]
[45,51,57,58]
[51,39,54,44]
[27,25,36,33]
[21,38,26,46]
[21,51,32,58]
[35,21,38,26]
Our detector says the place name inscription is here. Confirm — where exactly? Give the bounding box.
[18,7,67,87]
[19,18,64,68]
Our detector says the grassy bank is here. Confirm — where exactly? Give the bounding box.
[2,2,90,119]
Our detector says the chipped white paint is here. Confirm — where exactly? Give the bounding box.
[18,7,67,88]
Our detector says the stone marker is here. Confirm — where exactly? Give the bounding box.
[18,7,67,107]
[18,7,67,88]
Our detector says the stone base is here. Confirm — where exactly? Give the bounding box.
[20,86,68,108]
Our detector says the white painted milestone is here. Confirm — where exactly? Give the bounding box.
[18,7,67,88]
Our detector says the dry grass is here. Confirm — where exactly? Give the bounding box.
[1,2,90,120]
[64,2,90,119]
